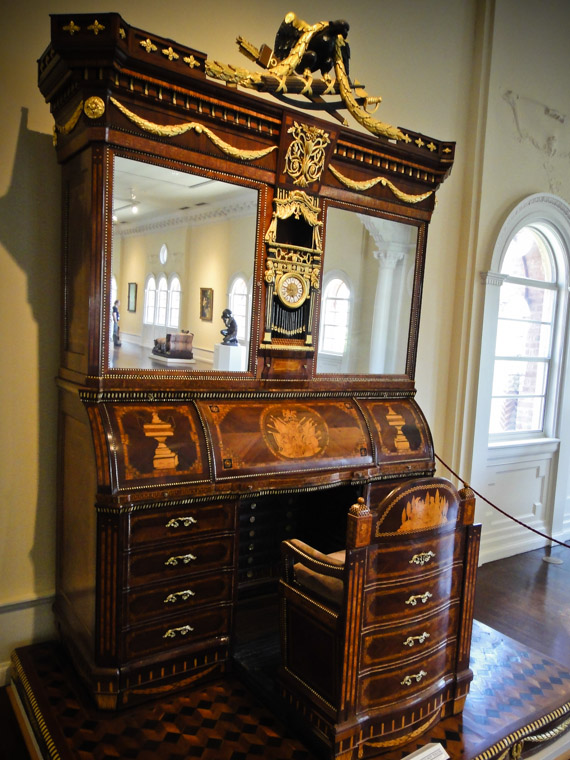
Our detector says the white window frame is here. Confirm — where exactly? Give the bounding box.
[167,274,182,329]
[227,272,251,344]
[319,270,353,360]
[483,199,570,445]
[155,275,168,326]
[489,227,561,441]
[143,274,157,325]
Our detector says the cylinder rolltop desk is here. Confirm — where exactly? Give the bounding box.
[38,13,480,758]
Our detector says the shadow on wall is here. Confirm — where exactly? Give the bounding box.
[0,107,60,653]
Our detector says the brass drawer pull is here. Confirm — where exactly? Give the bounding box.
[163,625,194,639]
[164,589,196,603]
[166,516,198,529]
[401,670,427,686]
[405,591,432,606]
[164,553,197,566]
[403,632,430,647]
[409,551,435,566]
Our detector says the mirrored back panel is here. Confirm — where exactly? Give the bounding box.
[40,12,455,390]
[108,156,258,374]
[317,206,419,376]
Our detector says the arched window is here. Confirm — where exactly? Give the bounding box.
[155,275,168,326]
[471,194,570,562]
[168,275,181,329]
[490,226,561,437]
[319,275,351,355]
[110,276,118,313]
[144,275,156,325]
[228,275,248,341]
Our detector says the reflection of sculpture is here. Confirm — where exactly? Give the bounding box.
[220,309,239,345]
[152,332,194,359]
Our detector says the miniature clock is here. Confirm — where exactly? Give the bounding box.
[277,272,308,308]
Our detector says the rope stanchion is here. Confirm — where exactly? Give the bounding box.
[435,453,569,550]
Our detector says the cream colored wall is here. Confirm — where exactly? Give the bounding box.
[2,0,569,678]
[118,226,188,339]
[184,215,256,353]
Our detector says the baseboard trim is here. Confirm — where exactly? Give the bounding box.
[0,594,56,679]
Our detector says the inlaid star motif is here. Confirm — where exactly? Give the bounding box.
[88,20,105,35]
[184,55,200,69]
[162,47,179,62]
[63,20,80,35]
[140,38,157,53]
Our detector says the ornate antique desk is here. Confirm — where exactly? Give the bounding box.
[33,12,483,758]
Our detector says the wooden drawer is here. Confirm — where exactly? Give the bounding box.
[129,502,235,546]
[360,600,460,667]
[124,605,231,658]
[367,531,460,583]
[363,566,463,626]
[127,535,234,587]
[126,569,234,624]
[357,640,456,710]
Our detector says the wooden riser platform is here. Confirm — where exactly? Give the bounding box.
[9,622,570,760]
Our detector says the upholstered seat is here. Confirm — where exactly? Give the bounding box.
[290,540,345,606]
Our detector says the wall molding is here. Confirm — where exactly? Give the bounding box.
[0,594,56,684]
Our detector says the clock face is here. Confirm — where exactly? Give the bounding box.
[159,243,168,265]
[278,273,308,307]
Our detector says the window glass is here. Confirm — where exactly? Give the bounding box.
[156,276,167,326]
[501,227,555,282]
[320,277,350,355]
[490,226,558,436]
[144,276,156,324]
[168,276,181,328]
[229,276,248,341]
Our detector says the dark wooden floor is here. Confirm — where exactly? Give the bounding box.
[473,543,570,668]
[2,543,568,760]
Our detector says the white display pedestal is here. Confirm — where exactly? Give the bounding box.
[213,343,247,371]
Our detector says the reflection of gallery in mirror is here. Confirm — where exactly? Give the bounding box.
[17,11,566,760]
[110,156,256,372]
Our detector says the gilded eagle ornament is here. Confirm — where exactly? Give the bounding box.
[205,12,404,140]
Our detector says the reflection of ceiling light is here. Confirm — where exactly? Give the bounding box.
[131,205,138,214]
[112,213,118,222]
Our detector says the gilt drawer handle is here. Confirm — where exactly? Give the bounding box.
[164,553,197,566]
[166,516,198,529]
[401,670,427,686]
[163,625,194,639]
[164,589,196,603]
[409,551,436,566]
[405,591,432,606]
[403,632,430,647]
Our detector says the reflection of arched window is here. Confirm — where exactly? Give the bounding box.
[228,275,248,341]
[144,275,156,325]
[168,275,181,329]
[490,225,563,436]
[110,276,118,313]
[320,275,351,355]
[156,275,168,326]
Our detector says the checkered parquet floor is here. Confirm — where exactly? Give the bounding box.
[11,621,570,760]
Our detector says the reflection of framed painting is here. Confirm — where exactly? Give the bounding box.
[200,287,213,321]
[127,282,137,312]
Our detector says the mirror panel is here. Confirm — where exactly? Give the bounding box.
[109,156,258,373]
[316,206,418,376]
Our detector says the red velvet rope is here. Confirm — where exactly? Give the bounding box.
[435,452,569,550]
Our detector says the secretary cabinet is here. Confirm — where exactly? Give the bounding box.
[38,12,479,757]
